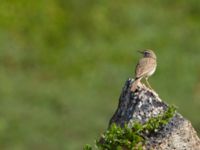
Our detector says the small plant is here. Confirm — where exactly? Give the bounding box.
[84,105,176,150]
[96,123,144,150]
[83,144,93,150]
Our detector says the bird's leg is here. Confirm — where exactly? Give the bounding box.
[145,77,158,96]
[145,77,153,90]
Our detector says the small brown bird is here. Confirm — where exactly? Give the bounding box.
[131,49,157,91]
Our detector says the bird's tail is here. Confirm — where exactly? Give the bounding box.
[130,78,141,92]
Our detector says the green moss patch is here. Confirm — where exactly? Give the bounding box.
[84,105,176,150]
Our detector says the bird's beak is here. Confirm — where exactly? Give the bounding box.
[137,50,144,54]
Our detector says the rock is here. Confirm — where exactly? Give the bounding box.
[109,78,200,150]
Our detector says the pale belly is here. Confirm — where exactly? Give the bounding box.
[146,66,156,77]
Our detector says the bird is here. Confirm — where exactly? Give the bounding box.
[131,49,157,92]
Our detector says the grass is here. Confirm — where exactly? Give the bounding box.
[0,0,199,150]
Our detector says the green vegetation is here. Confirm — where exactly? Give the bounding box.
[0,0,199,149]
[84,106,176,150]
[83,144,93,150]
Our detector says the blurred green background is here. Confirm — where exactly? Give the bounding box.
[0,0,200,150]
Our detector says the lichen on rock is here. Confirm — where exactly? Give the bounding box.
[108,78,200,150]
[84,78,200,150]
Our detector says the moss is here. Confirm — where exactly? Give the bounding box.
[84,105,176,150]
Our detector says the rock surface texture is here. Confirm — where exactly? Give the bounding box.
[109,78,200,150]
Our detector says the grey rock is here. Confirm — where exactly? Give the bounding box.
[109,78,200,150]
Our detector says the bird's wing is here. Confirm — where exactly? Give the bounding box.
[135,58,156,79]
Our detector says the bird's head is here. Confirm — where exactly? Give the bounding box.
[138,49,157,59]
